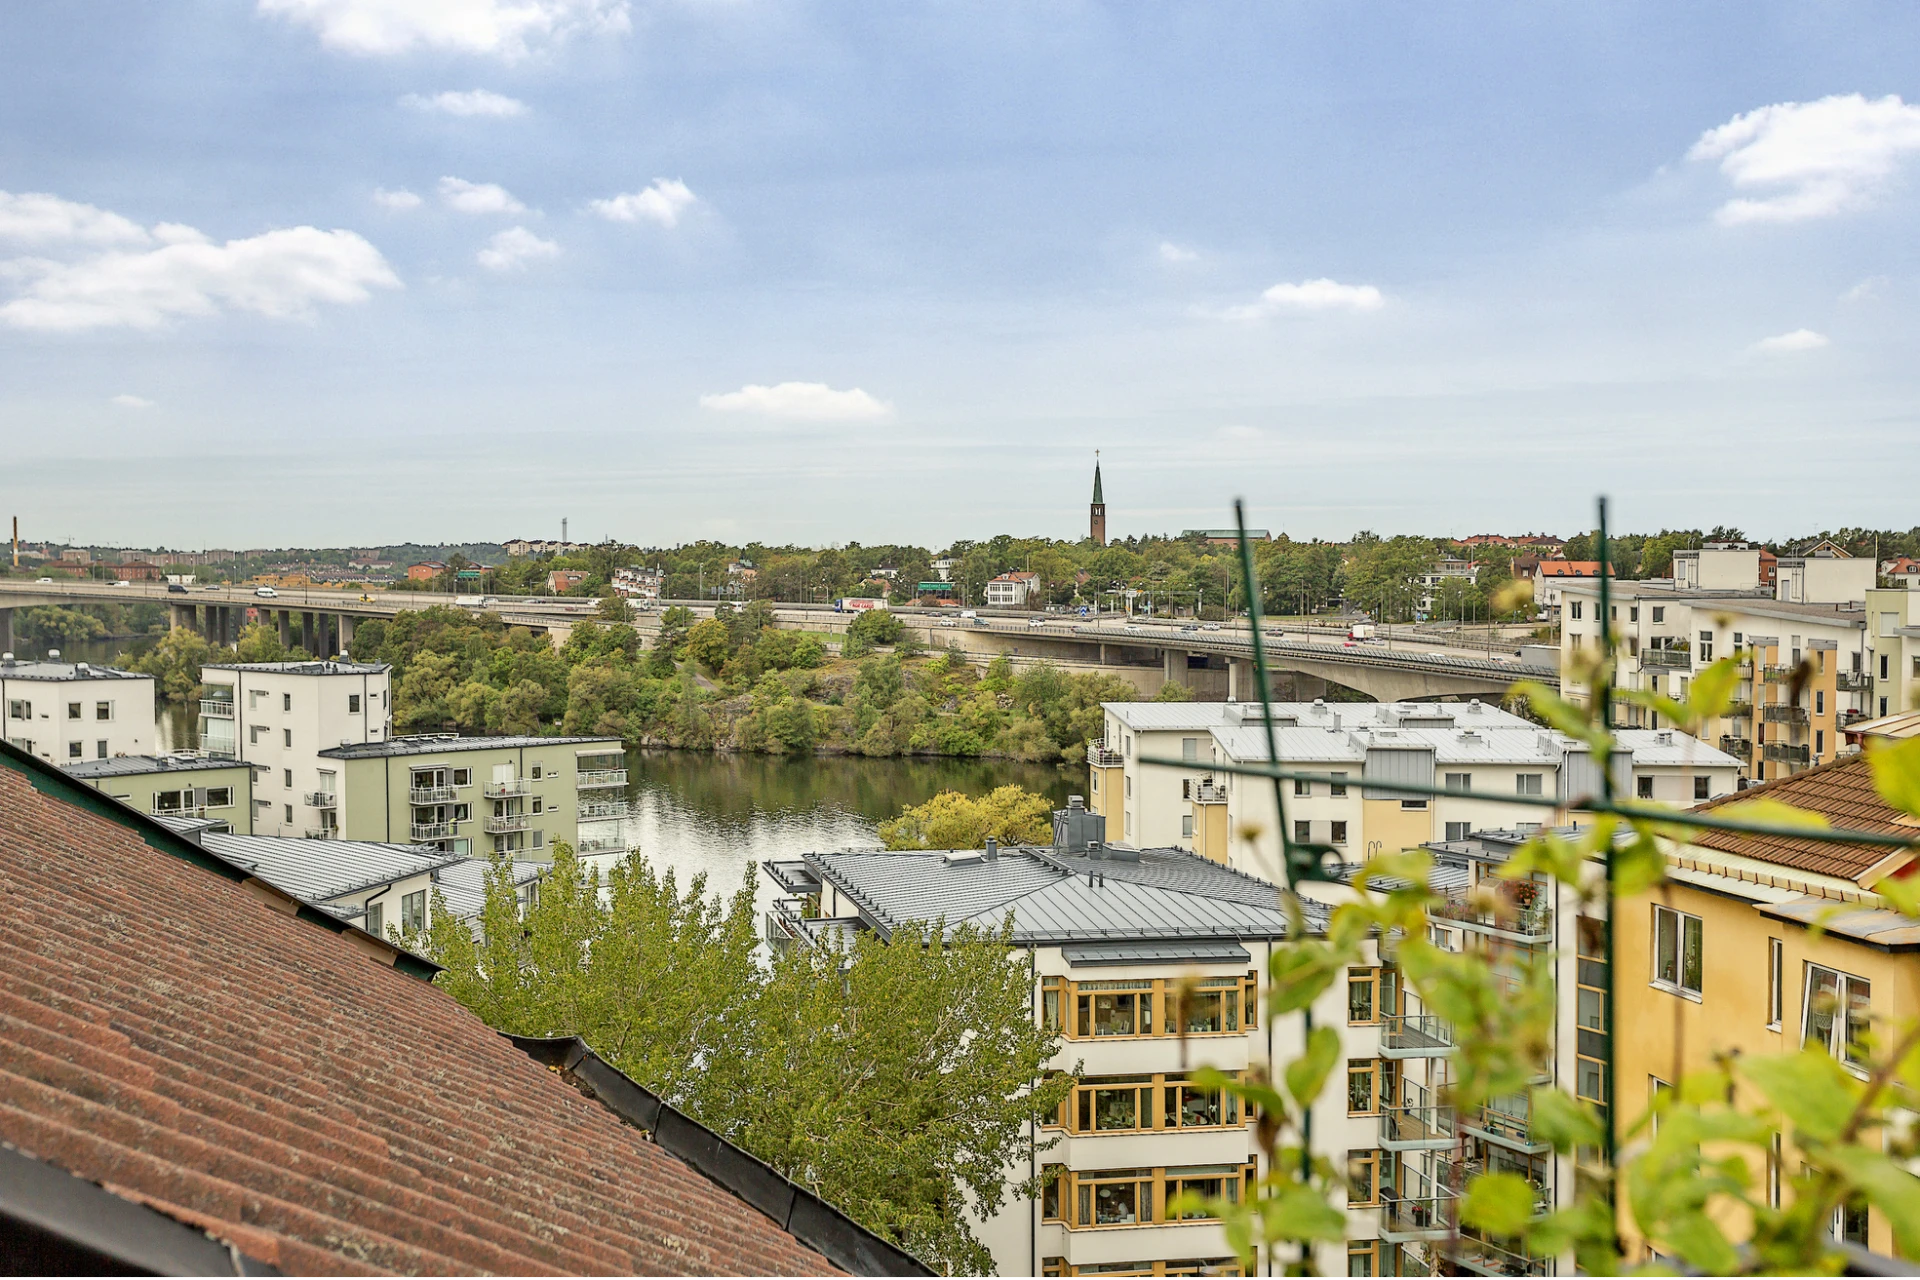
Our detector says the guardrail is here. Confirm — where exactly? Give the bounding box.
[1430,889,1552,940]
[410,821,455,840]
[199,699,235,718]
[579,800,630,820]
[1761,704,1809,724]
[1086,742,1124,768]
[484,814,532,834]
[1640,648,1691,669]
[1835,670,1873,692]
[304,791,337,809]
[1380,1103,1455,1150]
[409,785,456,803]
[483,779,531,799]
[575,769,628,789]
[1380,1014,1456,1058]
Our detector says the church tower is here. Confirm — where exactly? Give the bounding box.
[1090,452,1106,547]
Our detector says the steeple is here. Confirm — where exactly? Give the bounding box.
[1089,450,1106,547]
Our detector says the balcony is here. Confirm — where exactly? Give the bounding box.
[1761,703,1809,725]
[1379,1184,1459,1244]
[579,800,630,821]
[1192,781,1228,805]
[1641,647,1691,670]
[1380,1103,1456,1151]
[1760,664,1795,682]
[410,821,455,841]
[484,813,532,834]
[1735,660,1754,678]
[577,835,628,854]
[1430,888,1552,942]
[304,791,337,809]
[303,827,338,840]
[1840,708,1870,727]
[1449,1233,1552,1277]
[1718,736,1753,758]
[1087,741,1124,768]
[483,778,532,799]
[576,769,628,790]
[1463,1095,1552,1155]
[409,785,456,804]
[1723,701,1753,719]
[1381,1014,1456,1059]
[199,699,235,718]
[1836,670,1873,692]
[152,804,210,819]
[1763,742,1811,765]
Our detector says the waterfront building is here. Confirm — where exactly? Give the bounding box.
[315,733,628,859]
[196,660,392,837]
[63,753,256,832]
[0,656,158,764]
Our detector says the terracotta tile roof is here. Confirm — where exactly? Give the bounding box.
[0,744,871,1276]
[1687,754,1918,882]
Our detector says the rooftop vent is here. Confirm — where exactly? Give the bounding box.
[1067,794,1085,811]
[1656,730,1674,746]
[76,662,89,673]
[1087,841,1106,860]
[984,837,999,861]
[1105,845,1140,863]
[942,849,985,867]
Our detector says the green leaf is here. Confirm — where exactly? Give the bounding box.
[1687,656,1742,723]
[1612,834,1668,898]
[1461,1171,1537,1236]
[1662,1210,1740,1276]
[1711,797,1834,833]
[1824,1145,1920,1259]
[1615,687,1695,730]
[1267,946,1338,1015]
[1868,736,1920,819]
[1501,830,1584,885]
[1528,1087,1604,1154]
[1284,1025,1341,1110]
[1259,1185,1347,1242]
[1512,681,1608,751]
[1877,874,1920,920]
[1740,1051,1862,1144]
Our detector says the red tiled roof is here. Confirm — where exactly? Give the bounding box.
[1687,754,1918,882]
[0,751,848,1276]
[1538,561,1603,577]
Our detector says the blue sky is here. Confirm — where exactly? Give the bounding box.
[2,1,1916,550]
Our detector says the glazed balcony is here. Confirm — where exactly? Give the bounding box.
[1380,1103,1456,1151]
[1380,1014,1457,1060]
[576,769,628,789]
[579,800,630,820]
[1761,704,1809,725]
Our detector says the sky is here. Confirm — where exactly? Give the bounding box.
[1,1,1917,551]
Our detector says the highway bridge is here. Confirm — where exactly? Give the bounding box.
[0,580,1557,702]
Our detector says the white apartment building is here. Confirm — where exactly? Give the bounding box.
[1415,558,1477,615]
[0,657,157,765]
[197,660,392,838]
[985,571,1042,609]
[1866,587,1920,720]
[1671,542,1761,591]
[1776,549,1873,607]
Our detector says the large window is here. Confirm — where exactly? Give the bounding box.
[1348,966,1395,1024]
[1348,1059,1390,1115]
[1803,964,1870,1068]
[1767,938,1784,1030]
[1057,973,1257,1040]
[1329,772,1349,797]
[401,890,426,931]
[1515,773,1544,796]
[365,902,384,936]
[1347,1150,1381,1207]
[66,702,81,720]
[1043,1166,1255,1230]
[1652,905,1703,997]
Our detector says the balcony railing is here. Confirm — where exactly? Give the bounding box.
[484,813,532,834]
[1381,1014,1456,1059]
[1761,664,1795,682]
[1719,736,1753,758]
[483,779,532,799]
[1641,647,1691,669]
[1430,889,1552,941]
[152,804,211,819]
[1734,660,1754,678]
[409,785,456,804]
[579,800,629,820]
[1448,1232,1552,1277]
[304,791,337,809]
[1839,708,1870,727]
[1836,670,1873,692]
[1087,741,1124,768]
[576,769,628,789]
[1761,703,1809,724]
[1380,1103,1456,1150]
[1763,742,1812,764]
[577,835,628,854]
[1464,1095,1551,1154]
[199,699,235,718]
[1191,782,1228,804]
[303,827,338,840]
[1379,1185,1459,1243]
[1723,701,1753,719]
[410,821,455,841]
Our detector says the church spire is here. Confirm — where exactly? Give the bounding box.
[1092,451,1104,504]
[1089,450,1107,547]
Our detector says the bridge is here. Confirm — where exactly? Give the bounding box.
[0,581,1557,703]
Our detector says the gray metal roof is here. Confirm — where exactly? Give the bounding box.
[149,813,227,836]
[0,660,148,682]
[202,660,388,675]
[431,856,547,922]
[800,846,1317,945]
[61,754,246,779]
[201,833,465,903]
[1061,940,1252,967]
[319,733,622,759]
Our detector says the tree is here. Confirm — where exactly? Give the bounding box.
[597,593,633,623]
[13,605,107,647]
[878,785,1056,849]
[232,621,286,663]
[127,627,222,702]
[683,617,734,672]
[846,608,904,652]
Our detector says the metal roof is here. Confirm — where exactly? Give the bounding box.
[200,832,465,903]
[426,856,547,922]
[1061,940,1252,967]
[202,660,388,675]
[60,754,246,779]
[1758,898,1920,950]
[0,660,148,682]
[319,733,622,759]
[1104,698,1535,735]
[1612,728,1742,768]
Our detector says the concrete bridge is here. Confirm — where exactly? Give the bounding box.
[0,581,1556,702]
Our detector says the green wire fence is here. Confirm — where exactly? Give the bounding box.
[1137,496,1920,1261]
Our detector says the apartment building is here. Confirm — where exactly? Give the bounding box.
[1865,587,1920,719]
[316,733,627,859]
[764,823,1386,1278]
[0,657,157,764]
[1415,558,1478,615]
[63,753,255,833]
[1558,574,1877,782]
[1612,755,1920,1265]
[986,571,1042,609]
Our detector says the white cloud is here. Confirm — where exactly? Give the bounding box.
[1158,241,1199,263]
[0,193,398,332]
[477,226,559,271]
[699,382,894,422]
[439,176,526,215]
[257,0,630,59]
[0,191,152,248]
[1842,275,1888,302]
[1689,93,1920,225]
[372,187,423,211]
[1215,424,1262,442]
[109,394,155,409]
[1224,277,1385,319]
[589,179,697,228]
[401,89,528,118]
[1754,328,1830,353]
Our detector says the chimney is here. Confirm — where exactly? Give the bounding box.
[1068,794,1085,811]
[984,837,999,861]
[1087,841,1105,860]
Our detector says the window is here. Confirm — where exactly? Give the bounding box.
[1629,606,1639,622]
[96,701,111,721]
[1347,1151,1381,1207]
[206,787,232,808]
[283,729,292,748]
[401,890,426,931]
[364,902,384,936]
[283,804,293,823]
[451,767,470,786]
[282,693,292,712]
[1882,654,1891,680]
[95,740,107,759]
[1330,820,1348,845]
[1444,772,1472,792]
[1181,814,1194,838]
[1515,773,1543,796]
[1652,606,1666,623]
[1294,820,1311,843]
[1348,1241,1379,1277]
[1347,1060,1391,1115]
[250,726,265,744]
[1400,798,1427,811]
[532,797,544,814]
[1329,771,1348,797]
[1698,631,1714,662]
[1768,1132,1782,1208]
[1571,601,1583,620]
[1649,1076,1673,1134]
[1767,938,1784,1030]
[1045,1165,1253,1230]
[1445,821,1470,841]
[1694,775,1710,801]
[1058,974,1254,1040]
[1815,690,1825,715]
[6,700,27,720]
[283,769,293,788]
[1348,968,1388,1024]
[1637,775,1654,799]
[1840,1195,1869,1247]
[1077,980,1152,1037]
[348,693,361,713]
[531,764,543,780]
[1652,905,1703,997]
[1815,730,1825,756]
[1125,776,1132,798]
[1803,964,1871,1068]
[1294,778,1310,797]
[1182,737,1198,763]
[67,741,82,759]
[66,702,81,720]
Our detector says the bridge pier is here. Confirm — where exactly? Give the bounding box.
[277,609,292,648]
[300,612,315,655]
[338,614,355,655]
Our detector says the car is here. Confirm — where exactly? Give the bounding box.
[959,610,977,619]
[1180,623,1199,632]
[1203,622,1222,631]
[166,582,188,594]
[255,586,278,598]
[35,577,53,584]
[938,618,957,628]
[113,579,131,587]
[1028,617,1047,627]
[1124,624,1142,634]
